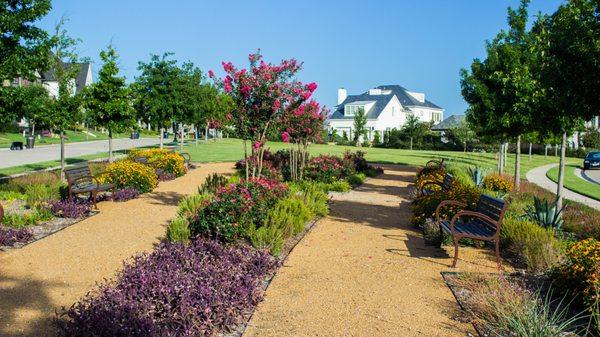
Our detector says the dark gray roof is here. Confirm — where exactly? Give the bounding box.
[431,114,465,131]
[41,62,91,93]
[329,84,442,120]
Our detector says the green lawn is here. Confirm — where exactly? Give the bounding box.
[546,164,600,201]
[0,129,158,148]
[182,138,578,177]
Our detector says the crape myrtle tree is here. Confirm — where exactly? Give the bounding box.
[352,106,367,146]
[280,99,328,181]
[211,51,317,179]
[85,45,134,162]
[46,19,83,179]
[133,53,181,149]
[461,0,540,189]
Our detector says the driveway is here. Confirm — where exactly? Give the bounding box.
[582,169,600,185]
[0,138,161,169]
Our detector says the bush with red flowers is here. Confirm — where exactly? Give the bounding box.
[189,178,288,242]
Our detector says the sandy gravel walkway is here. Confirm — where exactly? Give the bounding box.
[0,162,234,337]
[245,165,500,337]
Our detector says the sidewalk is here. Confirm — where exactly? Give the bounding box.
[526,164,600,211]
[0,163,235,337]
[245,165,500,337]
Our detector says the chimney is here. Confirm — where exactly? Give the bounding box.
[337,88,347,105]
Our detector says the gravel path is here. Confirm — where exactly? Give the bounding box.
[526,164,600,210]
[0,162,235,337]
[244,165,500,337]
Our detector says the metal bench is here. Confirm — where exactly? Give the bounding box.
[435,194,508,270]
[65,165,114,209]
[425,158,445,170]
[418,173,453,197]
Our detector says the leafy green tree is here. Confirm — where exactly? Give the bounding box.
[45,19,83,178]
[0,0,52,80]
[133,53,181,149]
[461,0,540,189]
[352,107,367,145]
[582,128,600,150]
[373,130,380,144]
[449,119,476,152]
[535,0,600,208]
[402,113,429,150]
[8,84,52,134]
[85,45,134,162]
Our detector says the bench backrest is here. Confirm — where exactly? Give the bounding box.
[475,194,507,224]
[441,173,454,192]
[133,157,149,165]
[64,165,92,184]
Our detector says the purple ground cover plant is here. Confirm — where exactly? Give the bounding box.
[56,239,279,336]
[112,188,140,202]
[47,199,92,219]
[0,227,34,246]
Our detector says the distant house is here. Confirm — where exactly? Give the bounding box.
[431,114,465,133]
[40,61,93,98]
[327,85,444,141]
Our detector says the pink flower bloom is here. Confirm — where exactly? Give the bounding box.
[306,82,318,92]
[253,141,262,150]
[281,131,290,143]
[208,70,214,78]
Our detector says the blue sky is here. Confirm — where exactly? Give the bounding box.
[40,0,564,117]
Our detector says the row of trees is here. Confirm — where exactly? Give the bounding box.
[460,0,600,207]
[1,1,233,175]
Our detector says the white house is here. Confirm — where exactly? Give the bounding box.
[40,61,93,98]
[327,85,444,141]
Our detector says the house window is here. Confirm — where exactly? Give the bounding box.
[344,104,363,117]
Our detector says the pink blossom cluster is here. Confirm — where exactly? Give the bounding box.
[281,99,328,143]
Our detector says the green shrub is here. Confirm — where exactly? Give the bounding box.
[248,224,284,256]
[326,180,351,192]
[177,194,211,219]
[198,173,229,195]
[290,181,329,217]
[447,165,474,187]
[167,216,191,244]
[0,190,25,201]
[264,196,313,237]
[347,173,366,187]
[501,217,562,273]
[24,184,60,208]
[2,209,52,228]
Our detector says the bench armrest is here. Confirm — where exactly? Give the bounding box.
[419,180,442,193]
[435,200,467,224]
[449,210,500,234]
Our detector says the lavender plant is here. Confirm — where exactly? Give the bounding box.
[0,227,34,246]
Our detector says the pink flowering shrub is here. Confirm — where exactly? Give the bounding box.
[189,178,288,242]
[305,155,355,183]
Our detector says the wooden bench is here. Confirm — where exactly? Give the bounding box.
[418,173,453,197]
[435,194,508,270]
[65,165,114,209]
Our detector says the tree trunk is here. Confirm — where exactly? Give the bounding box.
[243,139,249,180]
[195,124,199,145]
[529,142,532,161]
[179,123,184,152]
[463,142,467,153]
[159,127,164,149]
[205,123,209,143]
[60,131,66,181]
[108,129,114,163]
[556,132,567,210]
[545,144,548,158]
[498,141,504,174]
[514,135,521,190]
[554,144,558,157]
[410,137,413,151]
[503,142,508,169]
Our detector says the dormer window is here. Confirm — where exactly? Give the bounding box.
[345,104,362,116]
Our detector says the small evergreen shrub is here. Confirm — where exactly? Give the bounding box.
[166,216,191,244]
[326,180,352,192]
[198,173,229,195]
[500,217,562,273]
[264,196,313,238]
[347,173,366,187]
[24,184,60,208]
[176,193,211,219]
[249,224,284,256]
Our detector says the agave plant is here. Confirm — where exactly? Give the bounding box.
[524,196,564,230]
[467,166,486,188]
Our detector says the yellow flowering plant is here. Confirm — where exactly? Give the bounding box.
[554,238,600,307]
[101,160,158,193]
[483,173,514,193]
[128,149,186,177]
